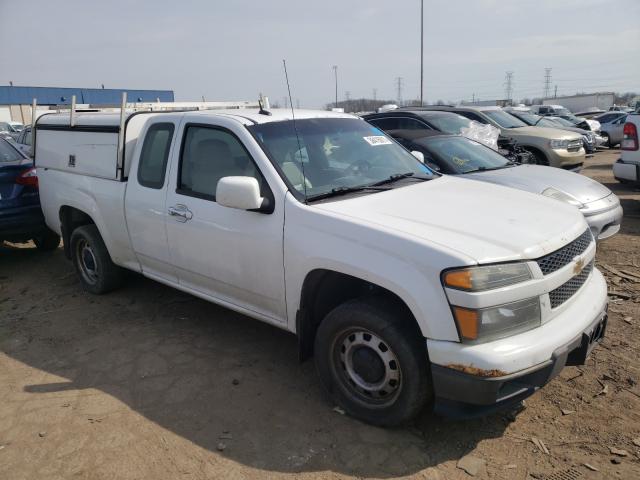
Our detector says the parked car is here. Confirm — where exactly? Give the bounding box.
[594,113,627,148]
[13,125,33,157]
[0,137,60,249]
[0,121,22,140]
[506,109,598,154]
[36,108,608,426]
[507,109,604,155]
[406,106,585,170]
[388,129,622,240]
[613,113,640,184]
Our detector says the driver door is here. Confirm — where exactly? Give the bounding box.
[164,117,287,324]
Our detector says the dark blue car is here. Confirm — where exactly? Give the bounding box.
[0,137,60,250]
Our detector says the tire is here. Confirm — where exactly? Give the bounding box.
[70,224,124,294]
[601,133,611,148]
[524,148,549,166]
[314,297,432,426]
[33,229,61,252]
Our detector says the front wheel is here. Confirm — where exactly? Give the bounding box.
[524,148,549,166]
[70,225,124,294]
[314,298,432,426]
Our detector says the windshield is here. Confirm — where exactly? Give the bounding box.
[547,116,575,127]
[420,136,510,174]
[509,111,539,126]
[248,118,432,200]
[558,114,584,125]
[0,139,24,162]
[482,110,527,128]
[555,107,572,116]
[421,113,471,134]
[9,124,23,132]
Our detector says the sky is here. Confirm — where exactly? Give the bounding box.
[1,0,639,108]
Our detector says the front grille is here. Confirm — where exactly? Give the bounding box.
[536,229,592,275]
[549,260,594,308]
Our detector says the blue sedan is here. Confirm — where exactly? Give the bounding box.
[0,137,60,250]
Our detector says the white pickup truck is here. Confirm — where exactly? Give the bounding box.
[35,108,608,426]
[613,112,640,184]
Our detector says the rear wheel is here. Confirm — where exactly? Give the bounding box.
[601,132,612,148]
[70,225,123,294]
[33,229,61,251]
[314,297,431,426]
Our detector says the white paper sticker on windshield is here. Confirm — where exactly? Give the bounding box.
[363,135,393,146]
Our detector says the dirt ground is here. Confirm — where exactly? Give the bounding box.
[1,149,639,480]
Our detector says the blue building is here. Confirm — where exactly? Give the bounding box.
[0,85,174,105]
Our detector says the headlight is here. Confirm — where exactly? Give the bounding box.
[549,139,570,149]
[542,187,584,208]
[452,297,541,343]
[443,263,532,291]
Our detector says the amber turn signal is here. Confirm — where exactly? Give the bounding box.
[443,270,473,290]
[452,306,479,340]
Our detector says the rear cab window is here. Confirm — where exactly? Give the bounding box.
[137,123,175,189]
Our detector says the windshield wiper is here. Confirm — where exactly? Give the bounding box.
[306,185,390,202]
[371,172,431,186]
[465,165,511,173]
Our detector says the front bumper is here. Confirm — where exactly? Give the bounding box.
[428,268,608,418]
[582,195,623,240]
[546,147,585,170]
[432,309,607,418]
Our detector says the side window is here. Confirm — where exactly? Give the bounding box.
[137,123,175,189]
[25,129,33,146]
[368,117,400,131]
[178,125,262,200]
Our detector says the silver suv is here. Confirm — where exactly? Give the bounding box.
[415,106,585,170]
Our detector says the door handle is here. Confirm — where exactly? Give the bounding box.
[168,204,193,222]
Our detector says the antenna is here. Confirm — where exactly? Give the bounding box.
[282,59,308,201]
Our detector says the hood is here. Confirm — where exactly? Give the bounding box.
[464,165,612,205]
[313,175,587,264]
[550,125,592,137]
[503,125,582,140]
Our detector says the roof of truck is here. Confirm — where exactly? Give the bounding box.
[36,108,356,128]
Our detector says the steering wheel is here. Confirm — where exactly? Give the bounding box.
[347,158,372,175]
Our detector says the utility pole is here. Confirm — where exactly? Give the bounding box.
[373,88,377,101]
[504,71,514,105]
[420,0,424,106]
[554,85,558,98]
[472,93,475,103]
[332,65,338,108]
[396,77,404,105]
[543,67,552,98]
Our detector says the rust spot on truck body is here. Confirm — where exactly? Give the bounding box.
[446,364,507,378]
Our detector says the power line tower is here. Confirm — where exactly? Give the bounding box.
[395,77,404,105]
[504,71,514,104]
[543,67,552,99]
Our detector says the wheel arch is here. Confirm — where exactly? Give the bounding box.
[296,269,422,362]
[59,206,96,259]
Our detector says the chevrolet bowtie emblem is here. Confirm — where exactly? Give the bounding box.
[573,258,585,275]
